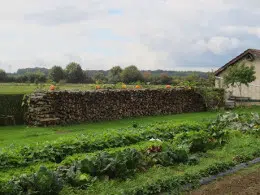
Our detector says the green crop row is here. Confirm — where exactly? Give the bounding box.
[0,126,228,195]
[0,122,205,169]
[0,130,258,195]
[1,111,259,194]
[62,133,260,195]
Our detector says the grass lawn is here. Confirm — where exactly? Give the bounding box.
[1,106,260,148]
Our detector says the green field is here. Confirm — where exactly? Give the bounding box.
[0,83,166,94]
[0,106,260,194]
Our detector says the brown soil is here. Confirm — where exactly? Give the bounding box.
[186,166,260,195]
[55,130,71,134]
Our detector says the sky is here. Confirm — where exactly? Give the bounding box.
[0,0,260,73]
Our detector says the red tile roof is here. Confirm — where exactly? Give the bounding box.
[215,49,260,76]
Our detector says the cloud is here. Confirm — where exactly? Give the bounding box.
[24,6,90,26]
[0,0,259,72]
[221,26,260,38]
[193,36,241,55]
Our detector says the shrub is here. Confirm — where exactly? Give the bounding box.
[196,87,224,110]
[0,94,26,125]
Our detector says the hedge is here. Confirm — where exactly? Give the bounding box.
[0,94,26,125]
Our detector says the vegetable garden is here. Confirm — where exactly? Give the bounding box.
[0,111,260,194]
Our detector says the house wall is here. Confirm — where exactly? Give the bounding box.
[215,58,260,100]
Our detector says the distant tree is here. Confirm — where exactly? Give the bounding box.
[143,71,152,83]
[224,62,256,96]
[108,66,122,83]
[25,72,47,83]
[0,69,7,82]
[142,70,208,78]
[159,73,172,84]
[4,74,16,82]
[16,75,28,83]
[48,66,64,83]
[172,76,182,86]
[84,71,94,83]
[65,62,85,83]
[17,67,49,76]
[93,71,107,84]
[205,72,216,87]
[149,75,161,85]
[121,65,144,84]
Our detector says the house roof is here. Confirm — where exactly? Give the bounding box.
[215,49,260,76]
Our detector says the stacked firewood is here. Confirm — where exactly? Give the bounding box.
[25,89,207,126]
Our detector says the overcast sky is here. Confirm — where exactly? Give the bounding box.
[0,0,260,72]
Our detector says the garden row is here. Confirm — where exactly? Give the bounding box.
[1,112,260,194]
[0,122,204,169]
[0,125,227,194]
[80,134,260,195]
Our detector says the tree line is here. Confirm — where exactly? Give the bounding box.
[0,63,213,86]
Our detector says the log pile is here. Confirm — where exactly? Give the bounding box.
[25,89,207,126]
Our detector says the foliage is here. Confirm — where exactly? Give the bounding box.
[86,161,236,195]
[196,88,224,110]
[145,144,188,166]
[0,166,62,195]
[209,112,260,134]
[3,64,212,85]
[48,66,65,83]
[121,65,144,84]
[174,130,220,153]
[0,69,7,82]
[77,143,188,179]
[108,66,123,84]
[17,68,49,76]
[224,62,256,96]
[83,132,260,195]
[159,73,172,85]
[92,72,107,84]
[1,112,260,194]
[80,148,142,179]
[65,62,85,83]
[83,71,93,84]
[14,72,47,84]
[0,122,204,169]
[0,94,26,125]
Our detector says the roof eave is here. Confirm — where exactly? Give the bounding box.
[214,49,253,76]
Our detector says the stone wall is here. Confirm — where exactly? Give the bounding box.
[26,89,207,126]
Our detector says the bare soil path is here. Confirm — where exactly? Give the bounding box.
[186,164,260,195]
